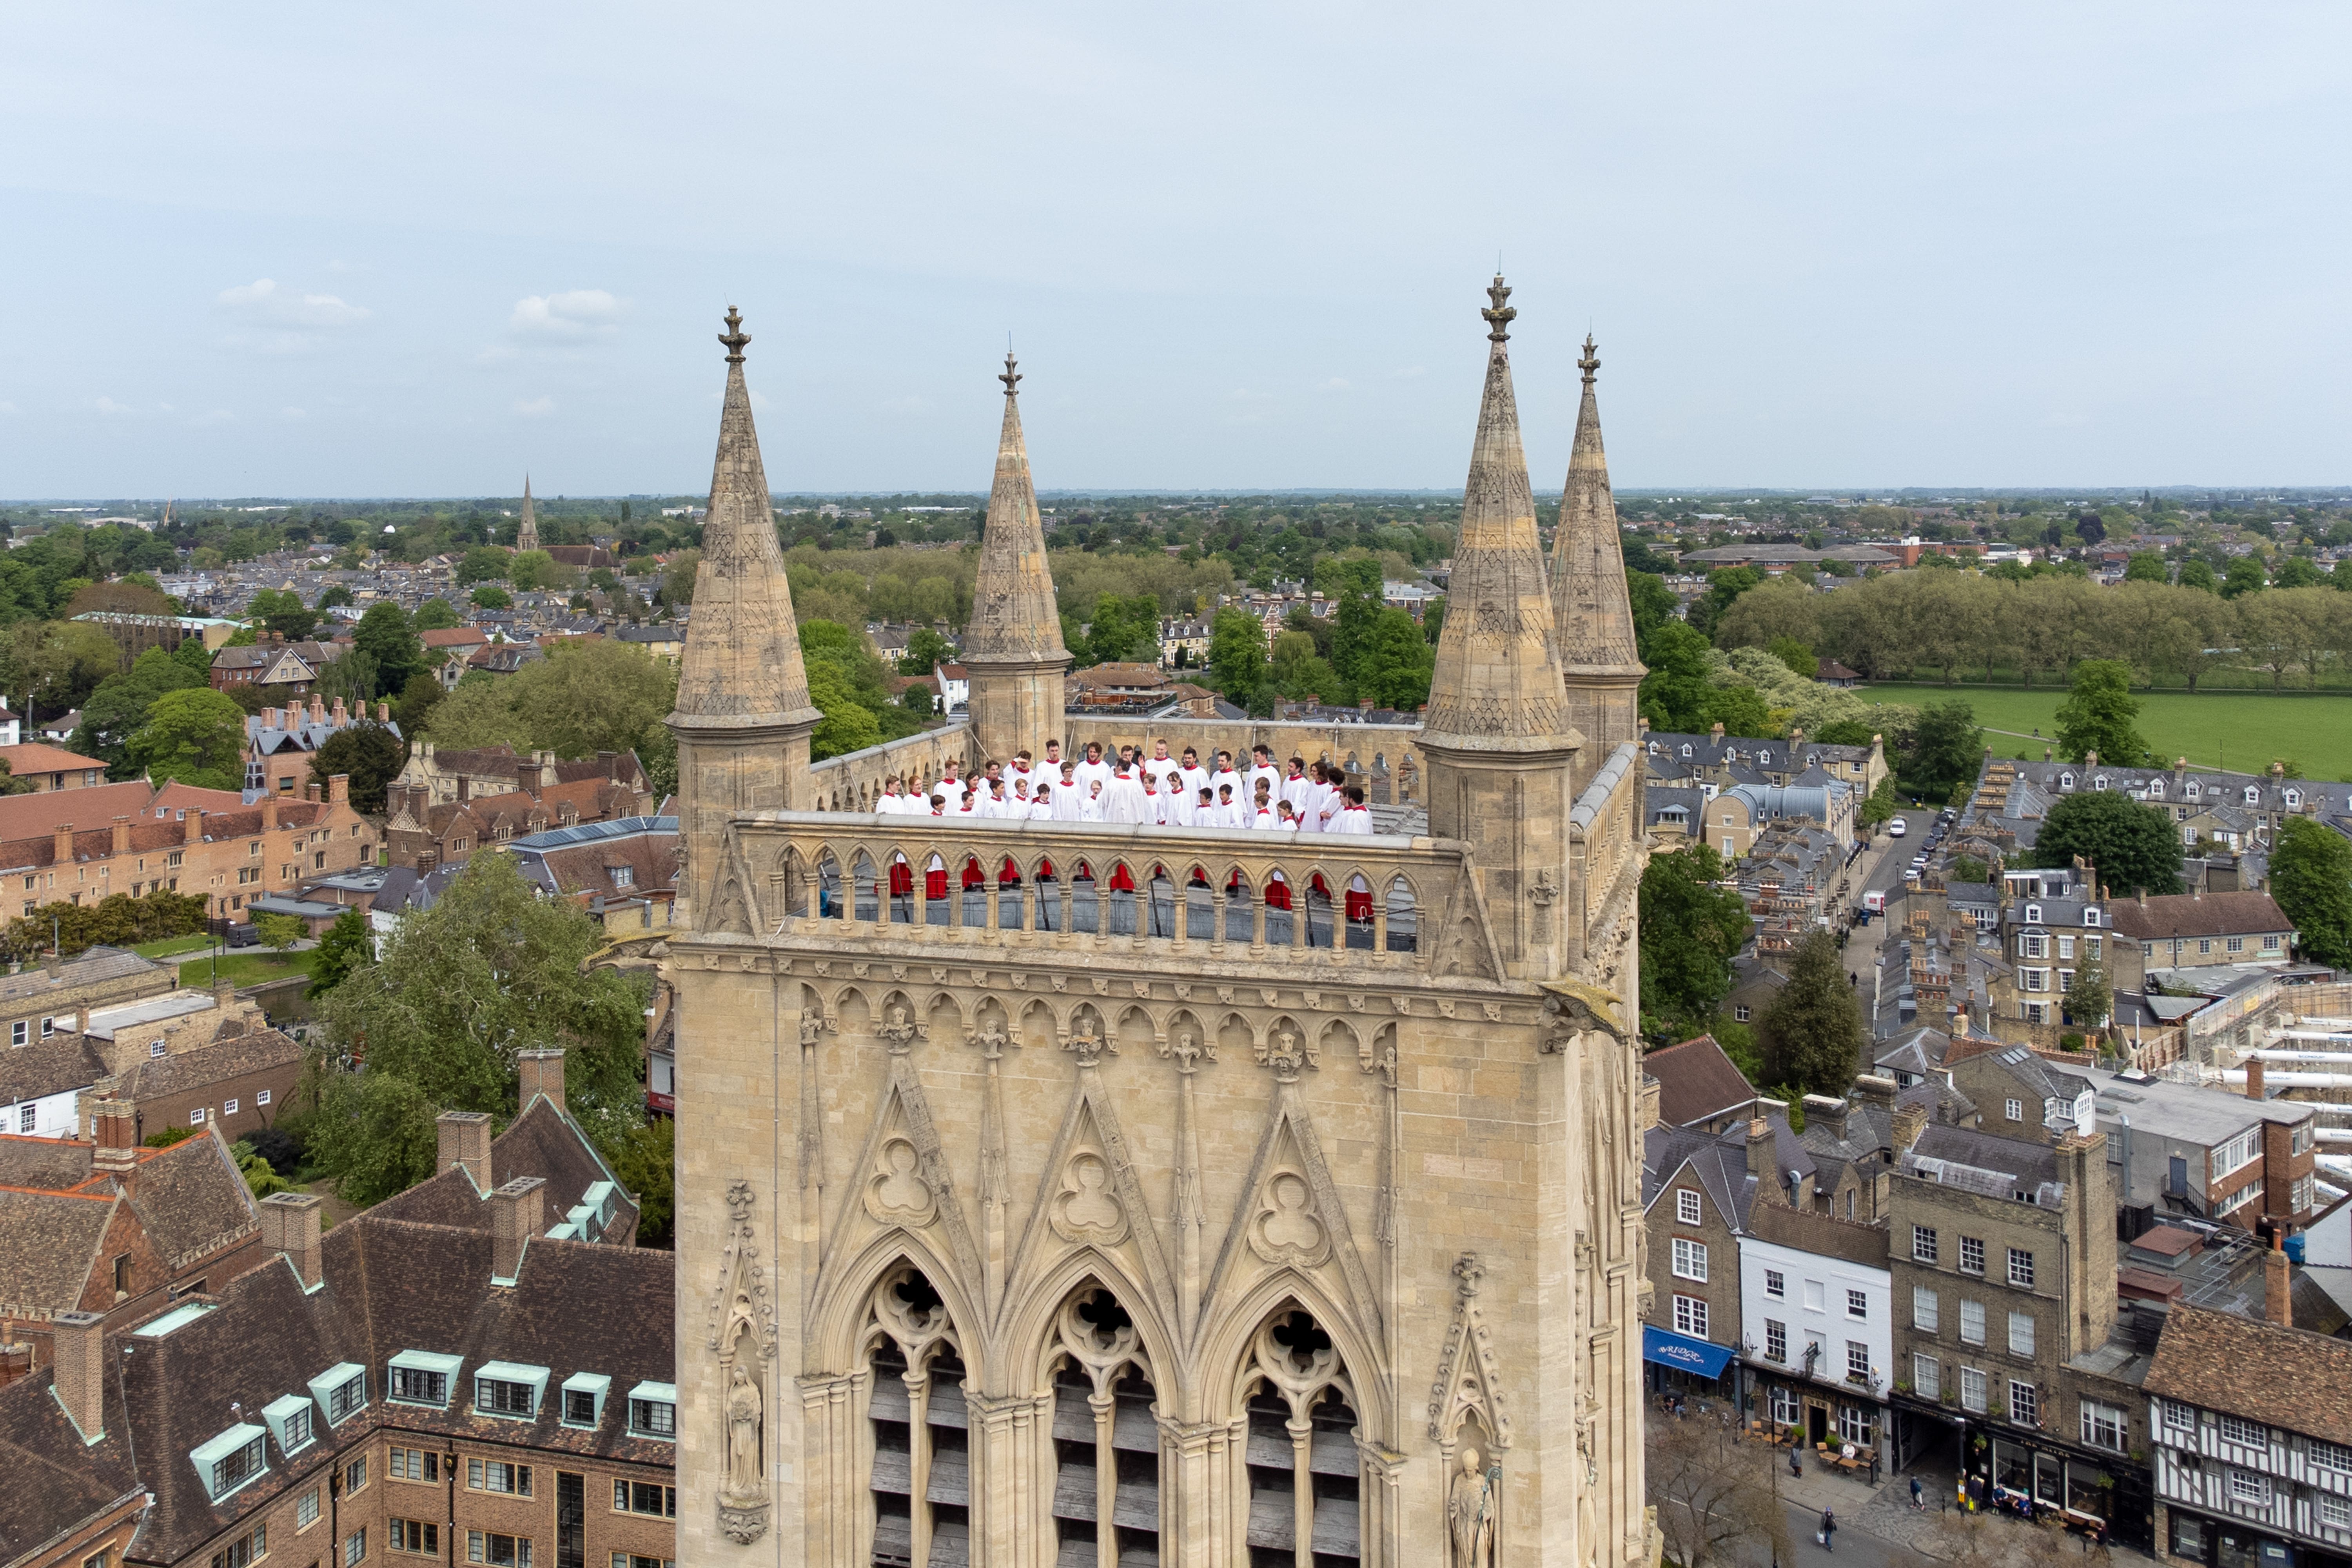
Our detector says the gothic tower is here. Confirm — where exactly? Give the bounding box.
[962,352,1070,764]
[517,473,540,553]
[666,308,822,925]
[1417,276,1584,982]
[1549,337,1644,795]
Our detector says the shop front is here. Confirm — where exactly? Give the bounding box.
[1747,1356,1886,1477]
[1966,1423,2151,1550]
[2165,1508,2352,1568]
[1642,1323,1738,1406]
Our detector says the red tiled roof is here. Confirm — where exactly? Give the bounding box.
[421,627,489,648]
[1645,1034,1760,1128]
[2107,891,2292,942]
[0,742,106,776]
[2145,1301,2352,1439]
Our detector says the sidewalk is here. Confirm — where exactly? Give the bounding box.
[1789,1464,2160,1567]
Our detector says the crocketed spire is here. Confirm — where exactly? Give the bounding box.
[1419,277,1576,752]
[962,351,1069,665]
[671,309,821,729]
[516,474,539,553]
[1550,335,1641,676]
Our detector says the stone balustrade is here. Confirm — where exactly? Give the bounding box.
[727,813,1467,971]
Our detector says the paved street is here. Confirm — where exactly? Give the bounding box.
[1842,810,1936,1025]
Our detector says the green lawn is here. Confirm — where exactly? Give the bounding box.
[1859,684,2352,779]
[178,950,318,989]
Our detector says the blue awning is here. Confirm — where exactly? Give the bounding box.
[1642,1324,1734,1379]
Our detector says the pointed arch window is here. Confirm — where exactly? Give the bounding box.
[863,1267,968,1566]
[1240,1308,1361,1566]
[1045,1286,1162,1566]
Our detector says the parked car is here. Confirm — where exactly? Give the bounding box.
[1888,818,1907,838]
[225,924,260,948]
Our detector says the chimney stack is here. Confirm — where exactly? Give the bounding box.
[490,1176,546,1283]
[184,809,204,845]
[1802,1093,1849,1142]
[0,1343,30,1390]
[52,823,73,867]
[328,773,349,806]
[49,1312,106,1440]
[1746,1116,1782,1204]
[1852,1074,1898,1117]
[258,1191,325,1289]
[1892,1098,1929,1152]
[2265,1231,2293,1328]
[111,816,130,856]
[262,795,279,832]
[516,1049,565,1114]
[91,1098,138,1187]
[2247,1057,2266,1101]
[436,1110,493,1192]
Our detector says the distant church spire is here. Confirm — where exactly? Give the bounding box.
[960,349,1069,763]
[1550,333,1645,788]
[668,307,822,926]
[516,474,539,553]
[1419,276,1575,753]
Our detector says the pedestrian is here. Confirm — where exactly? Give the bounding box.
[1789,1447,1803,1479]
[1910,1475,1924,1510]
[1818,1507,1836,1553]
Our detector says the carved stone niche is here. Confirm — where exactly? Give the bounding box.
[709,1181,779,1544]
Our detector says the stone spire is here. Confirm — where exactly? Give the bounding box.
[1418,277,1583,983]
[515,474,539,553]
[668,308,822,926]
[1550,334,1645,789]
[1419,277,1577,753]
[960,350,1069,764]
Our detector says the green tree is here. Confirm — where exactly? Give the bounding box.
[509,550,562,592]
[471,584,513,610]
[1208,607,1269,707]
[1857,774,1899,828]
[2053,659,2148,766]
[506,639,678,760]
[1766,635,1816,680]
[1080,593,1162,666]
[313,853,649,1194]
[1637,622,1719,732]
[253,912,305,952]
[807,660,882,760]
[1637,844,1753,1040]
[2269,817,2352,970]
[1901,699,1982,799]
[2123,552,2169,584]
[2273,555,2323,588]
[2176,559,2220,594]
[74,646,207,777]
[2066,953,2111,1034]
[304,1065,441,1208]
[1757,930,1866,1098]
[898,626,956,676]
[126,687,247,789]
[310,719,407,814]
[2031,791,2183,896]
[412,597,462,631]
[1950,853,1991,884]
[1627,570,1679,645]
[611,1115,674,1249]
[308,907,374,999]
[354,603,427,693]
[248,588,319,641]
[456,545,512,586]
[2221,555,2267,599]
[318,584,355,610]
[1352,606,1435,711]
[392,671,443,738]
[1688,566,1763,640]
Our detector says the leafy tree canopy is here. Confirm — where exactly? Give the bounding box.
[127,687,247,789]
[2030,790,2183,896]
[2270,817,2352,971]
[2053,659,2147,767]
[1638,843,1752,1040]
[311,719,407,814]
[1758,929,1866,1098]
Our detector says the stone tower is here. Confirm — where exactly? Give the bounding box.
[962,352,1070,764]
[1550,337,1645,796]
[665,308,822,925]
[667,283,1652,1568]
[517,473,540,553]
[1418,276,1584,983]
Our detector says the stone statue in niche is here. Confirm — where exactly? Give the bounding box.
[710,1182,776,1546]
[725,1359,762,1494]
[1448,1446,1498,1568]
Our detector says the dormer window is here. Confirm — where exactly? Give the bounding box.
[262,1393,316,1455]
[309,1363,368,1424]
[2286,789,2302,808]
[2094,776,2109,791]
[2059,773,2075,789]
[561,1373,610,1428]
[1758,751,1771,766]
[2149,780,2164,798]
[2083,908,2100,927]
[473,1363,548,1421]
[2186,782,2201,800]
[2245,786,2261,805]
[2025,904,2042,924]
[1681,745,1692,758]
[626,1381,678,1439]
[388,1350,463,1408]
[192,1424,269,1501]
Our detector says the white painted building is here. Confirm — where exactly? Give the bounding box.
[1738,1205,1896,1461]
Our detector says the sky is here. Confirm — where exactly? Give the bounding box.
[3,3,2348,499]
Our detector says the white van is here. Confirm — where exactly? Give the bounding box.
[1888,817,1907,838]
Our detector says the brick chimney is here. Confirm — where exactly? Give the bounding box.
[307,783,322,804]
[436,1110,493,1192]
[0,1342,30,1390]
[516,1049,565,1114]
[1803,1093,1849,1142]
[213,977,235,1009]
[1746,1116,1782,1204]
[376,701,392,723]
[258,1191,325,1289]
[91,1098,138,1188]
[261,795,279,831]
[184,809,204,845]
[1891,1098,1929,1153]
[490,1176,546,1283]
[2247,1058,2266,1101]
[330,697,347,725]
[2265,1230,2292,1327]
[328,773,349,806]
[49,1311,105,1440]
[1852,1074,1899,1118]
[110,816,130,856]
[52,822,73,867]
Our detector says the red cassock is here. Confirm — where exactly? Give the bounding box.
[1345,888,1374,922]
[1108,863,1137,893]
[924,868,949,900]
[1265,875,1293,911]
[998,857,1022,885]
[961,857,985,890]
[888,859,914,897]
[1309,873,1332,900]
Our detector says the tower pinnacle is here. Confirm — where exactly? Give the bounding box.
[719,307,750,364]
[961,350,1069,763]
[1550,332,1644,786]
[516,473,538,553]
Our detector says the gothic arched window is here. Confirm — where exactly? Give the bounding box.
[863,1266,968,1566]
[1044,1285,1162,1564]
[1239,1308,1361,1566]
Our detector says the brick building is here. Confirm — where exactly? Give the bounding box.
[0,1119,263,1376]
[0,777,380,924]
[384,748,654,872]
[0,741,111,792]
[2107,891,2300,990]
[89,989,304,1145]
[245,697,399,797]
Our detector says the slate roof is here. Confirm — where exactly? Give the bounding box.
[1644,1034,1759,1128]
[0,1210,674,1567]
[113,1022,303,1106]
[369,1096,638,1246]
[0,1031,111,1106]
[1642,1123,1763,1234]
[0,946,167,1010]
[2145,1301,2352,1441]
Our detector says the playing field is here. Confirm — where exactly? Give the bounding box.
[1853,684,2352,780]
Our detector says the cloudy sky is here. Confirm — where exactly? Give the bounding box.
[3,4,2346,498]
